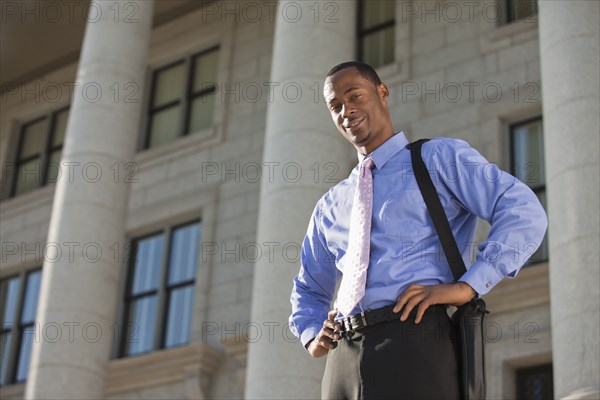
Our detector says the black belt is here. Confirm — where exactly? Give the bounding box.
[339,304,448,334]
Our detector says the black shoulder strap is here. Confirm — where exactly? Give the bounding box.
[409,139,466,281]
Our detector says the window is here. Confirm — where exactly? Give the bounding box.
[0,269,42,386]
[357,0,395,69]
[516,363,553,400]
[119,221,201,357]
[9,108,69,198]
[504,0,538,24]
[145,46,219,149]
[510,117,548,263]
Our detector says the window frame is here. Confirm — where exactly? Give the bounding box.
[118,219,201,358]
[509,116,548,264]
[120,229,165,356]
[9,106,69,199]
[143,45,220,150]
[515,363,553,400]
[356,0,396,69]
[0,268,42,386]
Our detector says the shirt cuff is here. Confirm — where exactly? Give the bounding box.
[300,323,321,350]
[458,259,505,296]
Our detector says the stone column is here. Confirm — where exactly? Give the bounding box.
[244,1,356,399]
[25,1,154,398]
[538,1,600,398]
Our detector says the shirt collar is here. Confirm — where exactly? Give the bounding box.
[357,131,409,169]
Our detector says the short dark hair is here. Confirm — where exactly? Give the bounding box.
[326,61,382,86]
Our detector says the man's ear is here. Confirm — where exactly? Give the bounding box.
[378,83,390,102]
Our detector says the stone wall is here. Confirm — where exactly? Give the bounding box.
[0,1,555,399]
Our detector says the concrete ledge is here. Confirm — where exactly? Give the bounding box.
[106,342,223,395]
[480,17,538,54]
[563,387,600,400]
[0,382,25,400]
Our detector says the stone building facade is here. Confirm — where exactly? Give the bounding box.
[0,1,598,399]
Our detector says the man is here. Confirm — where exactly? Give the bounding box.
[289,61,548,399]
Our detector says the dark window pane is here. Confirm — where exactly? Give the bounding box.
[15,326,35,382]
[124,296,157,356]
[168,223,200,285]
[21,271,42,324]
[508,0,538,23]
[536,190,547,212]
[164,286,194,348]
[188,94,215,133]
[0,271,41,385]
[511,118,547,264]
[14,159,43,196]
[1,277,20,328]
[512,119,545,186]
[152,63,185,108]
[516,363,553,400]
[52,109,69,147]
[361,0,395,30]
[528,191,548,263]
[361,27,395,69]
[1,332,14,385]
[131,234,164,295]
[19,119,47,160]
[148,106,181,148]
[192,50,219,93]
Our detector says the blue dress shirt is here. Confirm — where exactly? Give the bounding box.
[289,131,548,348]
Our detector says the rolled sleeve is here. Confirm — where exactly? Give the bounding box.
[289,201,340,350]
[299,323,322,349]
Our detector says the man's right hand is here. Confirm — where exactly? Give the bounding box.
[307,309,341,358]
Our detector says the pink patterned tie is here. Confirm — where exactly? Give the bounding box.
[336,156,375,317]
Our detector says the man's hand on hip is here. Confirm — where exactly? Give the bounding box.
[393,282,477,324]
[307,309,341,358]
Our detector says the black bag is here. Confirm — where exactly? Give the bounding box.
[451,297,488,399]
[410,139,489,400]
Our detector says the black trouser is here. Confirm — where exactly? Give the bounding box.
[321,305,460,400]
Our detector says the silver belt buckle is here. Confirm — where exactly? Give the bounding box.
[355,311,368,330]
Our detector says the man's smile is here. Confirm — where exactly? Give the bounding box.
[344,117,365,132]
